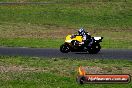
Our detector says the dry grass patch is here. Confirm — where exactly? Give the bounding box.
[0,22,132,40]
[0,22,75,39]
[0,65,48,73]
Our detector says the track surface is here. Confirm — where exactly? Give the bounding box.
[0,47,132,60]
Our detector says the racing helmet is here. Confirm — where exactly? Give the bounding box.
[78,28,85,35]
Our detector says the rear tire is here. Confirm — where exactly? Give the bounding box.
[88,43,101,54]
[60,44,70,53]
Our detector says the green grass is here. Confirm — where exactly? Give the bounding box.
[1,0,131,3]
[0,22,132,48]
[0,2,131,28]
[0,1,131,48]
[0,0,132,3]
[0,38,63,48]
[0,38,132,48]
[0,56,132,88]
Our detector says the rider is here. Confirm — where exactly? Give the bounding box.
[78,28,92,46]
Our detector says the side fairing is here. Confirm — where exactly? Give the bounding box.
[65,35,83,43]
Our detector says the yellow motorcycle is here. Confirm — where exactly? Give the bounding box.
[60,34,103,54]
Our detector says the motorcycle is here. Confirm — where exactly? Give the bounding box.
[60,34,103,54]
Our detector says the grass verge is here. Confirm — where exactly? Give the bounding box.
[0,1,131,48]
[0,56,132,88]
[0,38,132,48]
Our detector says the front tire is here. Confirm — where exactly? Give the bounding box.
[60,44,70,53]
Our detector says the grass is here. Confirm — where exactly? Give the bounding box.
[0,22,131,48]
[0,2,131,28]
[0,38,63,48]
[0,56,132,88]
[0,0,132,3]
[0,1,131,48]
[0,38,132,48]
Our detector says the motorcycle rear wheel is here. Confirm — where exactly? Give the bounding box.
[88,43,101,54]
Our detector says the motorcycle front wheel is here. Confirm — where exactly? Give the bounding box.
[60,44,70,53]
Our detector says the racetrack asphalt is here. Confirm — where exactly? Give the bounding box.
[0,47,131,60]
